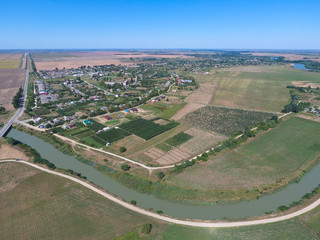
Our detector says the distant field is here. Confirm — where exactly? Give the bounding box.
[193,66,320,112]
[181,105,274,136]
[32,51,191,70]
[168,117,320,191]
[0,53,22,69]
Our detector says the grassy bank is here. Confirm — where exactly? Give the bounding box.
[1,162,320,239]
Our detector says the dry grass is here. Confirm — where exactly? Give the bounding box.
[0,69,25,110]
[0,144,29,160]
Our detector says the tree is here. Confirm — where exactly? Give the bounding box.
[121,163,131,171]
[7,137,18,146]
[120,146,127,153]
[157,171,165,180]
[141,223,152,234]
[0,106,5,113]
[130,200,137,205]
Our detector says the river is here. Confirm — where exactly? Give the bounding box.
[6,128,320,220]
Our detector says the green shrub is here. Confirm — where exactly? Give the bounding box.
[121,163,131,171]
[141,223,152,234]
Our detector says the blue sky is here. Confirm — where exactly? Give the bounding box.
[0,0,319,49]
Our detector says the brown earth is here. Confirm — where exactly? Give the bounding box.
[34,51,192,70]
[292,81,320,88]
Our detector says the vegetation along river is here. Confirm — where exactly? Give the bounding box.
[7,128,320,220]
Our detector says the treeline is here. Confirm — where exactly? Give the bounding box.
[282,90,310,113]
[12,87,23,109]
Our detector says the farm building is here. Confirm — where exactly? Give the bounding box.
[83,119,93,125]
[104,115,113,120]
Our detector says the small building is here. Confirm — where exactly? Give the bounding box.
[104,115,113,121]
[130,108,138,112]
[83,119,93,125]
[125,109,130,113]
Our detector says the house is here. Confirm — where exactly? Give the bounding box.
[104,115,113,121]
[130,108,138,112]
[125,109,130,113]
[83,119,93,125]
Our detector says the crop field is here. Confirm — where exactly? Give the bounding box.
[0,53,22,69]
[168,117,320,191]
[179,128,226,154]
[95,128,131,144]
[140,102,186,120]
[86,120,105,131]
[165,132,192,147]
[0,68,25,110]
[120,118,179,140]
[0,162,164,240]
[181,105,274,136]
[205,66,320,112]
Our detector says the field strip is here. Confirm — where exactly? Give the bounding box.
[1,159,320,228]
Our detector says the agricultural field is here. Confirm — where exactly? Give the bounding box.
[164,132,192,147]
[140,102,186,120]
[32,51,191,70]
[181,105,274,136]
[0,162,164,240]
[0,53,22,69]
[95,128,131,144]
[168,117,320,192]
[119,118,179,140]
[0,68,25,111]
[202,66,320,112]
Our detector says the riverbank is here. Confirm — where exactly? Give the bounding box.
[2,159,320,228]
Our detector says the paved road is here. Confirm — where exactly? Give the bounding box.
[1,159,319,228]
[0,55,29,137]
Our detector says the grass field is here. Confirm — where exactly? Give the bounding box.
[168,117,320,193]
[193,66,320,112]
[181,105,274,136]
[0,162,163,240]
[140,102,186,120]
[1,162,320,239]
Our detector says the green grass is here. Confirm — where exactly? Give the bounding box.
[156,142,173,152]
[161,220,319,240]
[141,102,186,119]
[168,117,320,195]
[199,67,320,112]
[105,119,120,125]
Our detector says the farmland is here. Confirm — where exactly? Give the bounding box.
[119,118,179,140]
[181,105,274,136]
[0,68,25,116]
[165,132,192,147]
[0,53,22,69]
[167,117,320,199]
[202,66,320,112]
[140,102,186,120]
[0,162,164,240]
[95,128,131,144]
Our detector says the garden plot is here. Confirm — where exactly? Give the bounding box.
[155,147,192,165]
[179,128,226,154]
[181,105,274,136]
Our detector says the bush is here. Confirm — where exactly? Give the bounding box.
[141,223,152,234]
[158,171,165,180]
[130,200,137,205]
[121,163,131,171]
[120,146,127,153]
[6,137,18,146]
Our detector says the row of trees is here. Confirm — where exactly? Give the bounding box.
[12,87,23,109]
